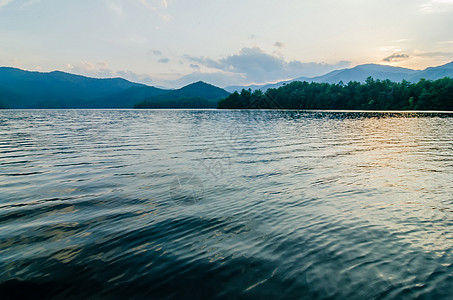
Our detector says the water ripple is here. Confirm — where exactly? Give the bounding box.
[0,109,452,298]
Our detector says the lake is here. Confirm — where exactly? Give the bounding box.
[1,109,452,299]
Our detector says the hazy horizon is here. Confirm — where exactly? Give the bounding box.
[1,0,452,88]
[2,60,452,90]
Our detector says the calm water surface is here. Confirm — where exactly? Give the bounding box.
[0,109,452,299]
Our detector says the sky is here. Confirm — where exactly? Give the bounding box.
[1,0,452,88]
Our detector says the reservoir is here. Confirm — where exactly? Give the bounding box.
[1,109,452,299]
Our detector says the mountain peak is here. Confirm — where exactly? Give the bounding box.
[185,81,213,87]
[353,63,415,73]
[355,63,382,68]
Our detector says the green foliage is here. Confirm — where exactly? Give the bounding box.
[134,97,218,109]
[135,81,230,109]
[218,77,453,111]
[91,86,168,108]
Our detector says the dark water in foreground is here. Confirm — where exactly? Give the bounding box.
[1,109,453,299]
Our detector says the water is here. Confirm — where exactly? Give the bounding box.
[1,109,452,299]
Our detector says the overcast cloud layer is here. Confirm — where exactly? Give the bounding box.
[0,0,452,87]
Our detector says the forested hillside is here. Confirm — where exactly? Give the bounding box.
[218,77,453,111]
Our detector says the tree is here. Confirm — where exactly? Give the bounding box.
[218,77,453,111]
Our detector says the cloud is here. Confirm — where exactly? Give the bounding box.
[383,53,410,62]
[189,64,200,70]
[138,0,172,21]
[105,1,124,16]
[184,47,351,84]
[158,57,170,63]
[383,51,452,62]
[222,48,286,77]
[182,55,225,69]
[139,0,168,10]
[274,42,285,49]
[66,61,114,78]
[116,70,153,85]
[148,50,170,63]
[20,0,40,9]
[414,51,453,58]
[138,0,156,11]
[159,13,173,22]
[149,49,162,56]
[65,61,153,85]
[420,0,453,13]
[0,0,13,7]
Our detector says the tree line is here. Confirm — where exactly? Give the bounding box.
[134,97,218,109]
[218,77,453,111]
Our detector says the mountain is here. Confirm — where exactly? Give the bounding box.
[408,61,453,82]
[90,86,169,108]
[0,67,230,109]
[308,64,417,84]
[226,61,453,92]
[153,81,229,101]
[0,67,149,108]
[134,81,230,108]
[3,62,451,109]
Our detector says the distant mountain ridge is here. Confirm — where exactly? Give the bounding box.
[0,67,229,109]
[225,61,453,92]
[0,67,149,108]
[134,81,230,108]
[2,62,452,109]
[148,81,229,101]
